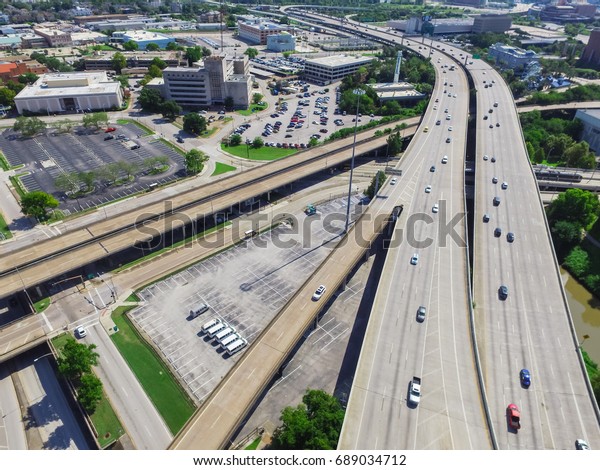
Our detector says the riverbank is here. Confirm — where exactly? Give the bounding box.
[561,267,600,364]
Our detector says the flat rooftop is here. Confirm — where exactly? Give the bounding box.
[305,55,373,68]
[15,72,120,99]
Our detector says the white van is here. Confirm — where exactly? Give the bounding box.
[225,338,248,356]
[207,321,228,338]
[201,318,219,333]
[214,326,235,343]
[189,303,209,318]
[220,333,239,348]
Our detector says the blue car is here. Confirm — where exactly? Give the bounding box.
[520,369,531,388]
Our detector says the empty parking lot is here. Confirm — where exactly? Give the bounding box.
[129,195,363,404]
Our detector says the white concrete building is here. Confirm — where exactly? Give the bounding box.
[14,72,123,115]
[303,55,374,85]
[266,32,295,52]
[162,55,252,109]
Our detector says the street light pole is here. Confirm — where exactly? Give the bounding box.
[344,88,366,234]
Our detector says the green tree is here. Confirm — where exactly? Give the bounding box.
[97,163,121,185]
[309,137,319,147]
[82,112,108,129]
[150,57,167,70]
[252,136,264,148]
[224,96,235,111]
[183,113,207,134]
[54,173,80,193]
[548,188,600,229]
[185,46,202,66]
[56,337,98,378]
[244,47,259,59]
[364,171,387,199]
[184,149,208,174]
[145,42,160,51]
[54,119,75,134]
[166,41,180,51]
[564,246,590,277]
[78,373,103,413]
[123,40,139,51]
[279,15,290,25]
[565,141,595,169]
[271,389,345,450]
[117,161,138,179]
[252,92,263,105]
[111,52,127,74]
[20,191,58,220]
[229,133,242,146]
[0,87,16,107]
[592,373,600,406]
[13,116,46,136]
[138,87,164,113]
[386,131,403,156]
[147,64,163,79]
[160,100,182,121]
[77,171,95,192]
[18,72,38,84]
[533,147,545,164]
[143,156,169,172]
[282,51,292,59]
[526,141,535,160]
[551,219,582,255]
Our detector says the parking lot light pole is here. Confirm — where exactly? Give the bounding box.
[344,88,366,234]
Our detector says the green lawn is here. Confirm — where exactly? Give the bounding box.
[221,143,297,161]
[245,436,262,450]
[211,162,236,176]
[51,333,71,351]
[33,297,51,313]
[0,152,9,170]
[237,104,268,116]
[125,293,140,303]
[91,392,125,448]
[110,306,195,435]
[199,127,218,138]
[0,213,12,240]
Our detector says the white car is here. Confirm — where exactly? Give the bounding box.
[446,115,451,120]
[390,177,397,185]
[432,203,439,213]
[312,285,326,301]
[441,156,448,164]
[425,185,432,193]
[410,253,419,265]
[448,126,453,131]
[75,326,87,338]
[501,182,508,189]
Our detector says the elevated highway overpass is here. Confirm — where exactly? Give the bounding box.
[291,10,600,450]
[0,121,421,300]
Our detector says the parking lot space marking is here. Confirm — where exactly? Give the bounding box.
[270,364,303,391]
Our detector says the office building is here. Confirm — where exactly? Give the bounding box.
[581,29,600,68]
[472,14,512,34]
[303,54,373,85]
[111,30,175,50]
[576,109,600,153]
[14,71,123,115]
[266,32,295,52]
[33,27,72,47]
[84,51,184,71]
[489,43,538,71]
[237,17,289,45]
[162,55,252,109]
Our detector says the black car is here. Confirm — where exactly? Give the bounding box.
[104,135,114,140]
[430,165,436,172]
[177,137,184,143]
[507,232,515,243]
[499,285,508,300]
[493,196,500,206]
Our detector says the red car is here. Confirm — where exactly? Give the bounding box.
[507,404,521,430]
[104,127,116,133]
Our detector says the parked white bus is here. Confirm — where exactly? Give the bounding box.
[201,318,219,333]
[207,321,228,338]
[219,333,239,348]
[225,338,248,356]
[214,327,235,343]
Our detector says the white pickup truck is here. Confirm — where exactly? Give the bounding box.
[408,377,421,406]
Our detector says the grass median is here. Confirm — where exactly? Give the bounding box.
[220,143,296,161]
[110,306,195,435]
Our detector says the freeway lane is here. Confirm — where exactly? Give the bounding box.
[339,37,490,449]
[471,58,600,449]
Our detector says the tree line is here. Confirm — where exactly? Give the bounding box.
[520,110,595,169]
